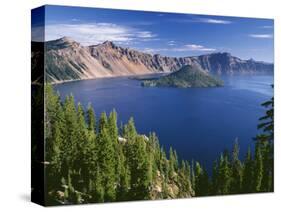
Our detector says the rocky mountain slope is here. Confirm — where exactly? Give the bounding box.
[31,37,273,83]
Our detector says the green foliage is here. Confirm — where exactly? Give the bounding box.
[229,140,243,194]
[96,127,116,201]
[194,162,209,196]
[129,136,151,200]
[217,153,231,194]
[254,142,263,192]
[242,148,254,193]
[256,94,274,143]
[87,103,96,133]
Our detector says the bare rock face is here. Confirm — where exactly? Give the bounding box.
[31,37,273,83]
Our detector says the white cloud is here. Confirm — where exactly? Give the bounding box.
[136,31,157,38]
[169,17,232,25]
[249,34,273,39]
[71,18,79,22]
[142,48,164,54]
[173,44,216,52]
[140,44,216,54]
[198,18,232,24]
[167,40,176,46]
[33,22,157,45]
[260,25,273,29]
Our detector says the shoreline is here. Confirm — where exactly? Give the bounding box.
[48,71,170,85]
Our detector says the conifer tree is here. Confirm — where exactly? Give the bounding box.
[190,160,195,192]
[254,93,274,192]
[194,162,202,196]
[99,112,108,133]
[45,85,65,190]
[169,147,176,179]
[108,110,120,183]
[129,136,150,200]
[194,162,209,196]
[256,94,274,143]
[178,161,192,196]
[123,117,137,141]
[211,160,219,195]
[230,140,243,194]
[173,150,179,172]
[61,95,79,178]
[87,103,96,133]
[116,147,130,201]
[254,142,263,192]
[96,125,116,201]
[242,148,253,193]
[92,166,104,202]
[217,153,231,194]
[160,148,169,180]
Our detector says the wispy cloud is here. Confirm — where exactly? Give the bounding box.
[249,34,273,39]
[71,18,80,22]
[33,22,157,45]
[167,40,176,46]
[142,48,164,54]
[141,43,216,54]
[136,31,157,38]
[260,25,273,29]
[198,18,232,24]
[173,44,216,52]
[171,17,232,25]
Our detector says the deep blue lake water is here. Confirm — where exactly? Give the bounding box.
[55,74,273,171]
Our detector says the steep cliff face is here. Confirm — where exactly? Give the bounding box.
[32,37,273,83]
[44,37,115,83]
[195,52,273,74]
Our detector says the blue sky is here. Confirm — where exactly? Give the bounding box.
[32,5,274,62]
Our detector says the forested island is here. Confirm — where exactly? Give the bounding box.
[35,85,273,205]
[142,65,224,88]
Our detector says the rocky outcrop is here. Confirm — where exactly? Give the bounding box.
[32,37,273,83]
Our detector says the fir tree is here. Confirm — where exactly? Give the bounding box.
[108,110,120,183]
[169,147,176,179]
[96,124,116,201]
[217,153,231,194]
[242,148,253,193]
[211,160,219,195]
[98,112,108,133]
[230,140,243,194]
[116,147,130,201]
[194,162,209,196]
[87,103,96,133]
[129,136,151,200]
[254,142,263,192]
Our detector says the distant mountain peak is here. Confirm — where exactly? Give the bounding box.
[209,52,232,57]
[101,40,116,48]
[57,36,76,43]
[46,36,80,50]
